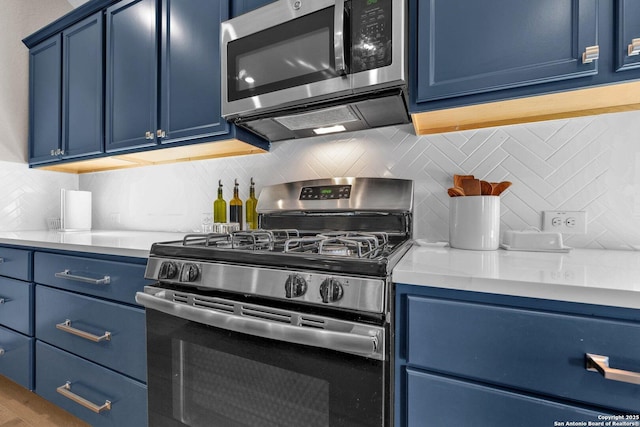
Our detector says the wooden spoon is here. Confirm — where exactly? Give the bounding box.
[480,180,493,195]
[447,187,465,197]
[461,178,481,196]
[453,174,474,188]
[491,181,512,196]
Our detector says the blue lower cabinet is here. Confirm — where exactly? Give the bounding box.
[0,326,34,390]
[36,341,147,427]
[0,247,32,281]
[406,368,606,426]
[35,285,146,382]
[0,277,34,336]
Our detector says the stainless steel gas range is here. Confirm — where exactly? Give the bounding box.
[136,177,413,427]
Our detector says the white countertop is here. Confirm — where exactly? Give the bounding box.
[0,230,186,258]
[392,244,640,310]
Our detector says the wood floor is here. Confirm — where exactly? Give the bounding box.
[0,376,88,427]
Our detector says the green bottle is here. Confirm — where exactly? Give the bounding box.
[229,179,243,230]
[246,177,258,230]
[213,180,227,223]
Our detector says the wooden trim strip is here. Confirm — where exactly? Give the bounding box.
[412,81,640,135]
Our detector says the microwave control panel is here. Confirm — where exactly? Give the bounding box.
[351,0,392,73]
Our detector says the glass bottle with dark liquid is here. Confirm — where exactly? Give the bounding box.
[213,179,227,223]
[229,178,243,230]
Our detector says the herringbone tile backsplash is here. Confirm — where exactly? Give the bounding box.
[3,110,640,250]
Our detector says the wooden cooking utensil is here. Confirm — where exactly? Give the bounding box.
[480,180,493,195]
[447,187,465,197]
[461,178,481,196]
[453,174,474,188]
[491,181,512,196]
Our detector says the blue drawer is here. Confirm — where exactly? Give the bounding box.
[36,285,146,382]
[0,277,34,335]
[0,247,31,281]
[36,341,147,427]
[34,252,150,305]
[0,325,34,390]
[405,368,605,426]
[406,296,640,413]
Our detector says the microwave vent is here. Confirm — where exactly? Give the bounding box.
[274,105,360,131]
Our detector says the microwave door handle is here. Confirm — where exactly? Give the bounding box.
[135,290,383,360]
[334,0,346,75]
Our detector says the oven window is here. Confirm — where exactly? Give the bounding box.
[146,309,387,427]
[227,7,338,101]
[173,341,329,427]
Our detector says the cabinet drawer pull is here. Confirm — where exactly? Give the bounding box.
[582,45,599,64]
[629,38,640,57]
[55,269,111,285]
[0,257,4,263]
[0,297,6,304]
[0,348,4,356]
[586,353,640,385]
[56,319,112,342]
[57,382,112,413]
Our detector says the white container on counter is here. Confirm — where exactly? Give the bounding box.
[449,196,500,250]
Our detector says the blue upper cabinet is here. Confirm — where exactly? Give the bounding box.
[29,12,103,165]
[28,36,62,164]
[414,0,598,103]
[105,0,158,152]
[230,0,276,18]
[62,13,104,159]
[159,0,230,144]
[616,0,640,71]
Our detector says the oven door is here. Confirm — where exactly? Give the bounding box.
[136,287,389,427]
[221,0,351,119]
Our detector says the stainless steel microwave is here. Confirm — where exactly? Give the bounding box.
[221,0,409,142]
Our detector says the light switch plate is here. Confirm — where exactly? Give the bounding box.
[542,211,587,234]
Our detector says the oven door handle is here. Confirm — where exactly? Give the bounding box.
[135,290,384,360]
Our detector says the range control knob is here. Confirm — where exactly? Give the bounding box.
[180,263,200,282]
[158,261,178,279]
[319,278,344,304]
[285,274,307,298]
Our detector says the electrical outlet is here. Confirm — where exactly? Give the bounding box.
[542,211,587,234]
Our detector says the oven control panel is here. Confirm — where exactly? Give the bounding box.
[299,185,351,200]
[146,257,385,313]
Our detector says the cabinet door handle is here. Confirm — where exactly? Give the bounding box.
[0,348,4,356]
[145,131,154,140]
[0,257,3,263]
[57,382,112,413]
[586,353,640,385]
[0,297,6,304]
[582,45,599,64]
[156,129,166,138]
[56,319,112,342]
[629,38,640,57]
[55,270,111,285]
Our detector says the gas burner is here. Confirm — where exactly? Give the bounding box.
[284,232,389,259]
[181,229,300,251]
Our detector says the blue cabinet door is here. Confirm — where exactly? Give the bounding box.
[105,0,158,152]
[28,35,61,164]
[616,0,640,71]
[159,0,230,144]
[414,0,598,103]
[62,12,104,159]
[230,0,276,18]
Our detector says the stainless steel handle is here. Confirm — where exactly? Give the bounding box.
[0,258,3,263]
[145,131,154,140]
[57,382,112,413]
[156,129,166,138]
[55,270,110,285]
[582,45,599,64]
[135,290,382,360]
[629,38,640,57]
[0,348,4,356]
[586,353,640,385]
[0,298,5,304]
[56,319,112,342]
[334,0,346,75]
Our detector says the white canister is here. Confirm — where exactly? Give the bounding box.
[449,196,500,250]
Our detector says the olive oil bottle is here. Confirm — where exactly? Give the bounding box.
[246,177,258,230]
[213,180,227,223]
[229,178,243,229]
